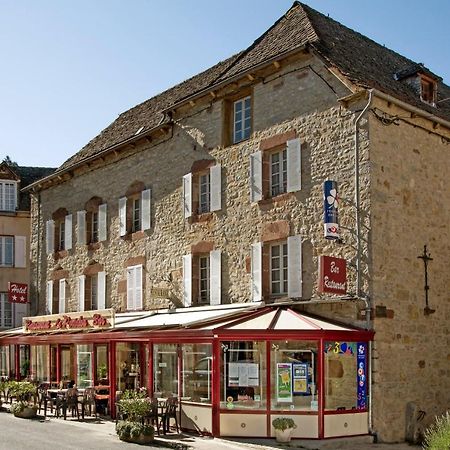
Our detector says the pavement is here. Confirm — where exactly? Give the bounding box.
[1,403,420,450]
[31,415,420,450]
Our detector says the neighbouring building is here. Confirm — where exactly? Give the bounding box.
[0,2,449,443]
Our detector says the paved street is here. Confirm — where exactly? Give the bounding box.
[0,410,421,450]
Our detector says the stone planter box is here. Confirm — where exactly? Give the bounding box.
[119,433,154,444]
[13,406,38,419]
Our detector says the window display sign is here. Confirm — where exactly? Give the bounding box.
[228,362,259,387]
[293,363,309,394]
[276,363,293,402]
[357,342,367,409]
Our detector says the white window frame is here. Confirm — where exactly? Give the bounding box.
[233,96,251,143]
[0,236,14,267]
[132,198,141,233]
[58,221,65,251]
[270,148,288,197]
[0,181,17,211]
[0,293,13,328]
[270,242,288,296]
[198,255,210,304]
[198,172,211,214]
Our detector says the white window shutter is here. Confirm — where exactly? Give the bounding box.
[46,220,55,254]
[210,164,222,212]
[251,242,263,302]
[59,279,66,313]
[14,236,26,268]
[119,197,127,236]
[97,271,106,310]
[126,267,134,310]
[77,210,86,246]
[78,275,85,312]
[250,151,263,202]
[47,280,53,314]
[65,214,72,250]
[141,189,152,231]
[183,173,193,218]
[210,249,221,305]
[98,204,107,241]
[135,266,143,310]
[287,138,301,192]
[183,254,192,307]
[287,235,302,298]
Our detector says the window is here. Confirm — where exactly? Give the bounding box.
[46,279,66,314]
[46,210,72,254]
[126,265,143,311]
[77,200,107,246]
[78,271,106,311]
[0,181,17,211]
[132,198,141,233]
[199,173,210,214]
[420,76,436,105]
[250,138,301,203]
[251,235,302,302]
[233,96,252,143]
[270,149,287,197]
[119,185,151,237]
[183,250,221,306]
[0,236,13,266]
[183,164,221,219]
[199,255,210,303]
[58,221,65,251]
[0,293,12,328]
[270,242,288,295]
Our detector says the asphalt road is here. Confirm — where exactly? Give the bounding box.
[0,412,166,450]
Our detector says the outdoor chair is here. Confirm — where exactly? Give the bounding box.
[80,387,96,419]
[37,383,53,416]
[160,397,179,434]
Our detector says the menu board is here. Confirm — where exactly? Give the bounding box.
[293,363,309,394]
[228,363,259,387]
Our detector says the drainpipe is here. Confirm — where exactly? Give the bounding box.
[354,89,376,439]
[34,189,41,316]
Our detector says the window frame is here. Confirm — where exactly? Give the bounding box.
[126,264,143,311]
[0,181,17,212]
[270,241,288,296]
[420,75,437,105]
[198,254,210,304]
[270,148,288,197]
[85,274,99,311]
[0,293,13,328]
[132,197,141,233]
[198,172,211,214]
[233,95,252,144]
[0,236,14,267]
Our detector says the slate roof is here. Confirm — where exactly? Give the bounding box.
[16,166,55,210]
[57,1,450,174]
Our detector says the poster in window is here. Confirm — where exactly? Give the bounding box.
[228,363,259,387]
[293,362,309,394]
[357,342,367,409]
[276,363,293,402]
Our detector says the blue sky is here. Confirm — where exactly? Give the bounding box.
[1,0,449,168]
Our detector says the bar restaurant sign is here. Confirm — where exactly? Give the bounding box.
[23,309,115,333]
[318,255,347,295]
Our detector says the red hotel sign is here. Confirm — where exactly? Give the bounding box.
[8,282,28,303]
[318,256,347,295]
[23,309,115,333]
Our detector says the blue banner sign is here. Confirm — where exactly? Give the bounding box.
[357,342,367,409]
[323,180,339,239]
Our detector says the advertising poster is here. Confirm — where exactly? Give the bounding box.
[276,363,293,402]
[228,362,259,387]
[293,363,309,394]
[357,342,367,409]
[323,180,339,240]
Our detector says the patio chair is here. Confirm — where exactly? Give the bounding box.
[80,387,96,419]
[160,397,179,434]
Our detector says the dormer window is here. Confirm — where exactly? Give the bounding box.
[420,76,436,105]
[0,181,17,211]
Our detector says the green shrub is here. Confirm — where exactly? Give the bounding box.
[116,420,154,441]
[117,396,153,422]
[422,412,450,450]
[272,417,296,431]
[8,381,36,403]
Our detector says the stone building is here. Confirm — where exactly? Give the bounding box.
[2,2,450,443]
[0,161,54,331]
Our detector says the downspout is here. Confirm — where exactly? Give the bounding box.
[354,89,375,439]
[34,189,42,316]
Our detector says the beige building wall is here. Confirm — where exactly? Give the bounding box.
[0,211,30,327]
[368,97,450,442]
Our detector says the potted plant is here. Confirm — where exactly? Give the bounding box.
[272,417,296,443]
[9,381,38,419]
[115,390,154,443]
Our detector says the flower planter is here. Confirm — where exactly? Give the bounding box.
[13,406,38,419]
[275,427,294,443]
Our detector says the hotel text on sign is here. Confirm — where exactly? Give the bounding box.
[8,282,28,303]
[318,256,347,295]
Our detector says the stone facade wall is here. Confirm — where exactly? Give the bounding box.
[369,97,450,442]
